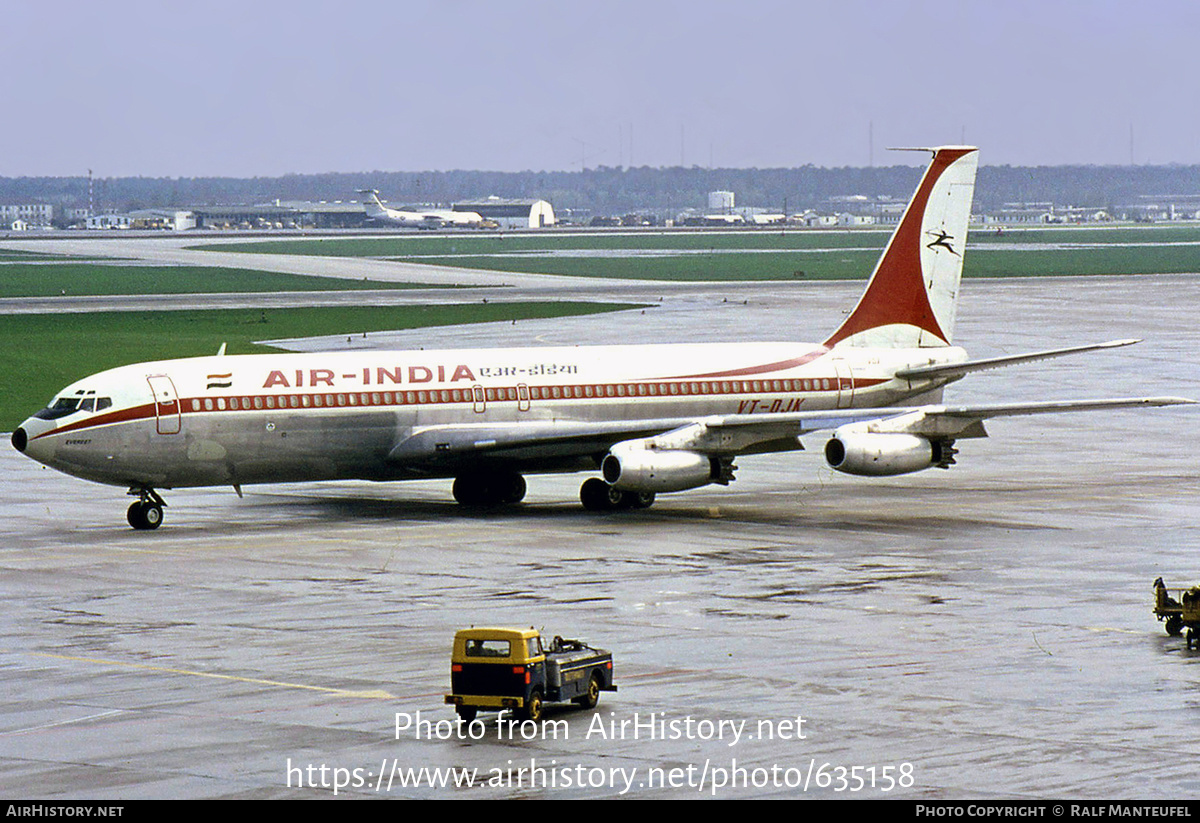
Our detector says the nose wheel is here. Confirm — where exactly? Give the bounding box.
[127,489,166,530]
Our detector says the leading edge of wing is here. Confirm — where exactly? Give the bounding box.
[708,394,1195,428]
[700,395,1196,443]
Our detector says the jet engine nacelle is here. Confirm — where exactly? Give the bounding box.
[601,442,716,493]
[824,430,954,477]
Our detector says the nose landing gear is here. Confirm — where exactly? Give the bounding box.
[127,488,166,530]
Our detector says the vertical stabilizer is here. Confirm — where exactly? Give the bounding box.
[824,146,978,348]
[357,189,389,220]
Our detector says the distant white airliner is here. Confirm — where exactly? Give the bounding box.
[12,147,1191,529]
[358,189,483,228]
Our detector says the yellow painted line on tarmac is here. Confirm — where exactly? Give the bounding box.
[31,651,395,699]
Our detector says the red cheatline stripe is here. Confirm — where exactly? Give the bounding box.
[30,403,159,440]
[29,376,888,439]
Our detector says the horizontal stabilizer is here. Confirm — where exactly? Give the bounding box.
[895,339,1142,380]
[926,395,1196,418]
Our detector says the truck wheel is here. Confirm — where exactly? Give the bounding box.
[1166,615,1184,636]
[520,690,543,722]
[575,673,602,709]
[456,706,477,722]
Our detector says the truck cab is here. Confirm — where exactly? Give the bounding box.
[445,627,615,722]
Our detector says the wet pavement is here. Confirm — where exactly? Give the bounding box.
[1,249,1198,798]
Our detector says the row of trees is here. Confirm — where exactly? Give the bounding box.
[2,164,1198,216]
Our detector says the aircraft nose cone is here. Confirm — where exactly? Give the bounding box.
[13,418,57,465]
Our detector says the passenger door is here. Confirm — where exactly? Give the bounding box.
[146,374,181,435]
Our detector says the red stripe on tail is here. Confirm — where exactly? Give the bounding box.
[823,147,975,348]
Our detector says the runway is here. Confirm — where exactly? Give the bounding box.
[1,244,1198,797]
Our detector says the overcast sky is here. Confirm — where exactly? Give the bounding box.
[3,0,1198,177]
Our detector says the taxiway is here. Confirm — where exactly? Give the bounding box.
[1,241,1197,798]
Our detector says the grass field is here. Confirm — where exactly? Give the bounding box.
[0,264,440,298]
[192,225,1200,281]
[0,249,63,262]
[2,301,639,431]
[196,231,891,257]
[6,222,1198,428]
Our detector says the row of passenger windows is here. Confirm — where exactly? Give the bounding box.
[190,390,494,411]
[528,378,835,400]
[184,378,841,413]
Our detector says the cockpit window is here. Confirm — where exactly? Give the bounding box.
[34,398,81,420]
[33,396,113,419]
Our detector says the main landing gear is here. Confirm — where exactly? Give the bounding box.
[450,473,657,512]
[579,478,655,512]
[127,488,166,530]
[452,471,527,507]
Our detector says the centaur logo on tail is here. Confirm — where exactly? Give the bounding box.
[11,147,1192,529]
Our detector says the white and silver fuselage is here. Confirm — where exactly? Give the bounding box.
[14,341,966,490]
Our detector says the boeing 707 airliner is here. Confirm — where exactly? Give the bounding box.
[12,147,1191,529]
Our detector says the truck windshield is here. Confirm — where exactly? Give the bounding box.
[465,640,511,658]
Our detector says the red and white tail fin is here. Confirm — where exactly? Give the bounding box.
[824,146,979,349]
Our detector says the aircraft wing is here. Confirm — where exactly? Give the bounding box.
[627,395,1195,455]
[387,396,1194,470]
[702,395,1194,441]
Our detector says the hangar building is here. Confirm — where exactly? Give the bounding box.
[452,197,556,229]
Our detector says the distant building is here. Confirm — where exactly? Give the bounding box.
[1114,195,1200,222]
[681,213,744,227]
[749,212,785,226]
[452,197,555,229]
[1,203,54,229]
[797,212,838,228]
[86,213,131,229]
[707,191,735,213]
[64,207,91,226]
[992,202,1056,224]
[131,209,196,231]
[277,201,371,229]
[84,209,195,230]
[822,194,907,223]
